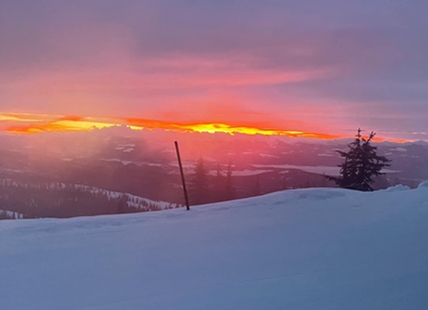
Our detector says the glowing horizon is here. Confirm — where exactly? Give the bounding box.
[0,112,409,143]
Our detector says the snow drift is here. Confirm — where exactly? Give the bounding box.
[1,184,428,309]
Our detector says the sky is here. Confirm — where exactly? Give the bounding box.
[1,0,428,140]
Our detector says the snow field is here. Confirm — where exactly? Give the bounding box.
[1,184,428,309]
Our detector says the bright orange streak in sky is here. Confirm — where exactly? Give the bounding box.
[5,116,116,134]
[123,117,340,139]
[0,112,406,142]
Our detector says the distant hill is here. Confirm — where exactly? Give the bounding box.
[1,129,427,212]
[0,179,181,219]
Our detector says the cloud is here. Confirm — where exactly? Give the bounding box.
[1,0,428,140]
[0,112,342,140]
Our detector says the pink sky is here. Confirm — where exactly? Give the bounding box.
[1,1,427,141]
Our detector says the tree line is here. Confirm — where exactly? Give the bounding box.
[188,158,235,205]
[186,128,392,208]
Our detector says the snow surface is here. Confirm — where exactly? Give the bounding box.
[391,147,408,152]
[101,158,164,167]
[253,164,400,176]
[208,169,273,176]
[2,185,428,309]
[0,210,23,219]
[259,153,279,159]
[253,164,341,175]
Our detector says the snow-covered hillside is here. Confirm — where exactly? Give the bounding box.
[0,179,179,218]
[1,185,428,309]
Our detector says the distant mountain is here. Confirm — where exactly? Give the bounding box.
[0,128,427,217]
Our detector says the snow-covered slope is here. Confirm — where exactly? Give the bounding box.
[1,185,428,309]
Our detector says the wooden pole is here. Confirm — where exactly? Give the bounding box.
[174,141,190,211]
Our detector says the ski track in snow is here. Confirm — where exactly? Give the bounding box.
[1,184,428,309]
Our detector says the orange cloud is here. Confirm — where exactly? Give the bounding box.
[0,112,408,143]
[8,123,75,134]
[58,115,84,122]
[123,117,340,139]
[3,113,117,134]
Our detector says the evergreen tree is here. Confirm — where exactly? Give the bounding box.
[213,163,225,202]
[117,194,129,214]
[224,161,235,200]
[211,162,235,202]
[327,129,390,191]
[189,157,210,205]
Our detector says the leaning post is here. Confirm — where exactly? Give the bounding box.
[174,141,190,211]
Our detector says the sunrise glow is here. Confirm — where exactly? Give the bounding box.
[0,112,410,142]
[3,112,335,138]
[124,117,341,139]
